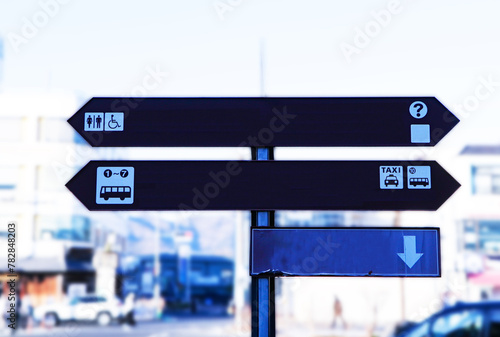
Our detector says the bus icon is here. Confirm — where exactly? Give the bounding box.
[100,186,131,200]
[409,178,429,187]
[96,166,134,204]
[407,166,431,189]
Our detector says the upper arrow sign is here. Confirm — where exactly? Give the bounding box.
[66,160,460,211]
[68,97,459,147]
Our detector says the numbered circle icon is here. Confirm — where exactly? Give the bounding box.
[409,167,417,174]
[120,169,129,178]
[409,101,428,119]
[104,169,112,178]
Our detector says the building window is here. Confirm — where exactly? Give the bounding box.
[478,221,500,255]
[0,118,22,142]
[36,165,66,192]
[276,211,345,227]
[463,220,500,256]
[37,215,91,242]
[0,166,18,201]
[472,166,500,194]
[0,215,17,239]
[39,117,75,143]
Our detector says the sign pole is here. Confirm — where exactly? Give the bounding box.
[251,147,276,337]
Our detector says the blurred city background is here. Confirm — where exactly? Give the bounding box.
[1,1,500,336]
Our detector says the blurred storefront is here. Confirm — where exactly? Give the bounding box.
[15,242,95,307]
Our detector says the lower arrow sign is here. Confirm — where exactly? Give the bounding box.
[251,227,440,277]
[66,160,460,211]
[397,236,424,268]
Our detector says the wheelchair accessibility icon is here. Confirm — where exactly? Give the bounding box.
[107,114,121,129]
[104,112,124,131]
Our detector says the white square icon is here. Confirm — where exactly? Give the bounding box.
[96,167,134,204]
[411,124,430,143]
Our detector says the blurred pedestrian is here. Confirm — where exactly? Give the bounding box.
[156,296,165,319]
[19,294,33,331]
[332,296,347,329]
[121,293,136,330]
[442,290,455,308]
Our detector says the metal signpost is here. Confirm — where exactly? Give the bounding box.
[67,97,460,337]
[251,147,276,336]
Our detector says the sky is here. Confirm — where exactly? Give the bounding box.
[0,1,499,94]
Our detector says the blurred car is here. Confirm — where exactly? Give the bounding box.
[34,295,122,327]
[396,301,500,336]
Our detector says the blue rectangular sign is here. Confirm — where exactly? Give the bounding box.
[251,227,440,277]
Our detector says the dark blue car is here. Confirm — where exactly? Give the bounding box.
[397,301,500,337]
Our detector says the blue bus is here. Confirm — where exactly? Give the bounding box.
[118,254,233,313]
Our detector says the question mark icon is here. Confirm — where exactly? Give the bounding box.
[409,101,428,119]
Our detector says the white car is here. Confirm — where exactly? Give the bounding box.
[34,295,122,327]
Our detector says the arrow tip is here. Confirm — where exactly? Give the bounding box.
[398,253,423,268]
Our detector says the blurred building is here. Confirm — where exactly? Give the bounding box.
[0,90,128,307]
[457,145,500,299]
[0,86,237,312]
[0,37,3,90]
[276,210,397,227]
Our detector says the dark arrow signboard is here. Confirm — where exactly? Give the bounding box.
[68,97,459,147]
[251,227,440,277]
[66,160,460,211]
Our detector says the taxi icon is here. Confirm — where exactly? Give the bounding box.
[384,174,399,187]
